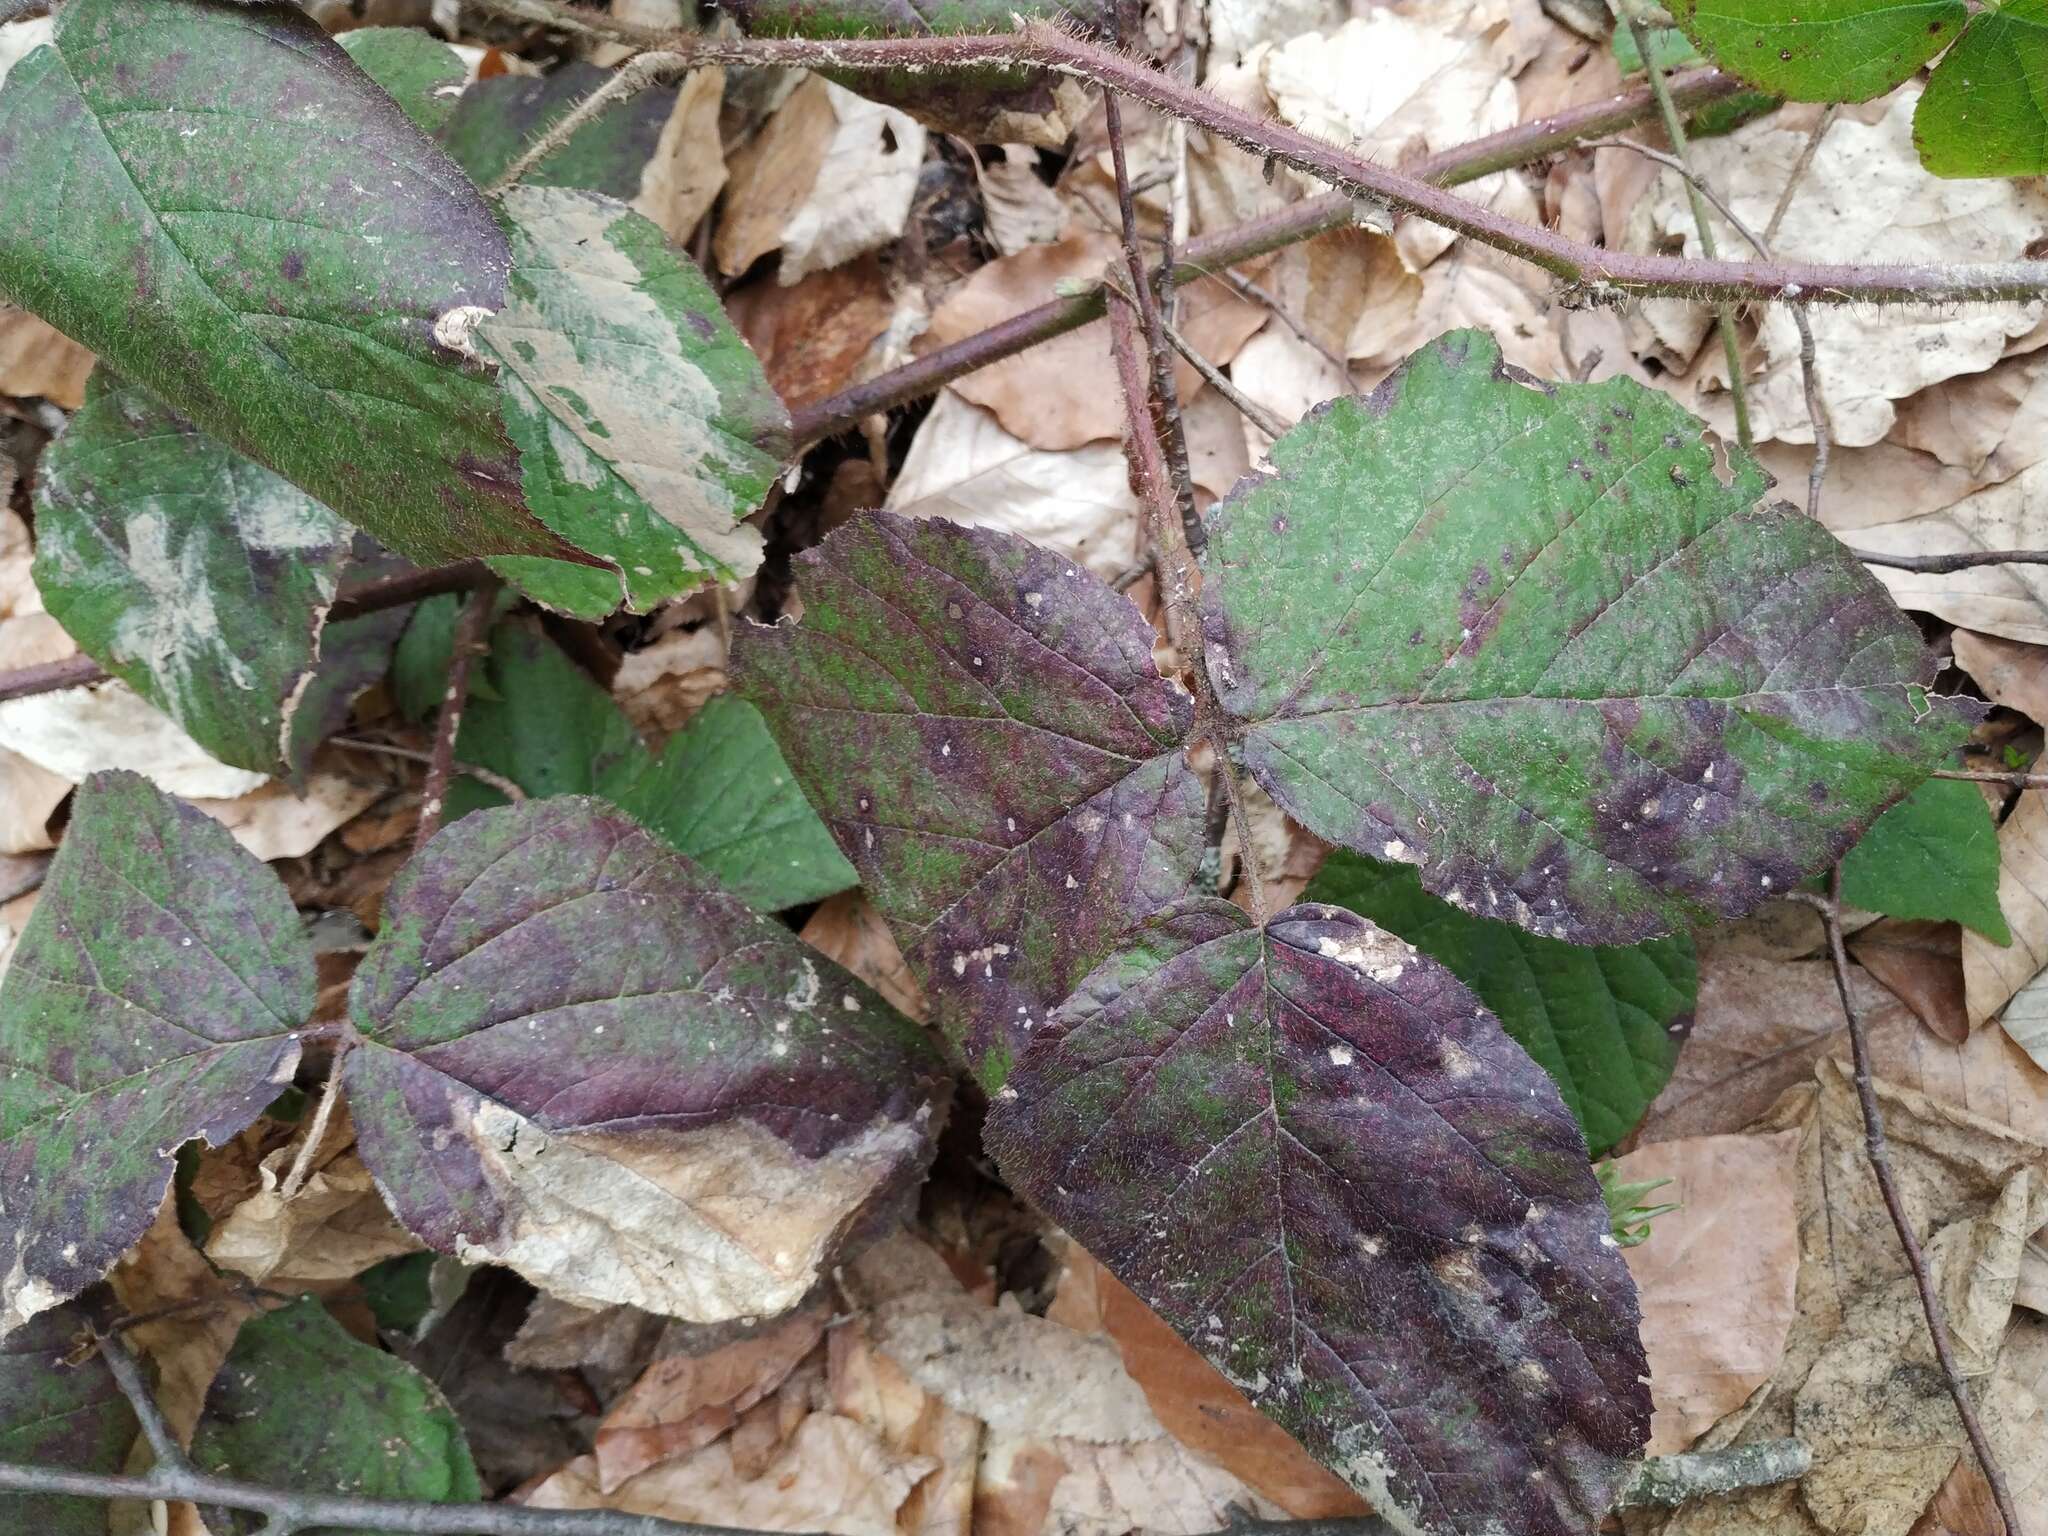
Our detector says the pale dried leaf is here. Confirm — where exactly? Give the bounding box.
[826,1314,978,1536]
[1966,790,2048,1028]
[205,1146,420,1289]
[1848,919,1969,1046]
[1953,629,2048,726]
[0,681,269,800]
[883,392,1140,578]
[0,306,92,408]
[108,1196,258,1449]
[613,626,728,738]
[0,747,67,855]
[799,892,928,1023]
[716,76,925,286]
[187,771,382,862]
[1891,353,2048,482]
[1610,1133,1802,1454]
[975,145,1066,257]
[636,67,726,246]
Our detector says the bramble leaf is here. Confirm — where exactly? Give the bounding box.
[191,1299,480,1535]
[479,185,790,615]
[1668,0,1968,102]
[441,61,681,200]
[0,1306,137,1535]
[732,511,1208,1083]
[985,898,1650,1536]
[337,25,467,134]
[344,797,948,1322]
[0,0,590,579]
[1913,0,2048,178]
[1302,850,1695,1155]
[1839,777,2010,944]
[31,378,355,776]
[0,772,310,1336]
[1200,330,1971,947]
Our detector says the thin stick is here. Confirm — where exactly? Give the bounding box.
[1934,768,2048,790]
[413,581,499,855]
[488,51,688,195]
[0,653,106,702]
[1790,875,2027,1536]
[1856,548,2048,573]
[787,66,1751,446]
[1117,275,1288,439]
[1624,12,1751,450]
[87,1314,190,1474]
[332,737,529,803]
[460,18,2048,305]
[1765,106,1836,247]
[1211,268,1353,385]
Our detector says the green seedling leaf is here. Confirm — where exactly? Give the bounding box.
[480,185,791,614]
[724,0,1110,144]
[985,898,1650,1536]
[441,61,680,199]
[0,772,310,1336]
[191,1299,480,1535]
[0,0,592,579]
[733,511,1209,1084]
[344,797,948,1322]
[1669,0,1968,102]
[1913,0,2048,178]
[1200,330,1972,947]
[1302,850,1695,1155]
[0,1306,138,1535]
[1597,1162,1679,1248]
[31,378,355,776]
[338,25,468,133]
[1839,777,2010,943]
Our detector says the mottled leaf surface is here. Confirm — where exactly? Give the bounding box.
[1913,0,2048,178]
[733,510,1207,1084]
[608,694,859,913]
[344,798,947,1322]
[440,61,678,197]
[0,0,586,574]
[985,898,1650,1536]
[32,378,354,775]
[1839,777,2010,943]
[191,1299,479,1536]
[1670,0,1967,102]
[1302,851,1694,1155]
[480,186,789,614]
[0,1305,137,1535]
[1201,330,1969,947]
[337,25,467,133]
[0,773,308,1336]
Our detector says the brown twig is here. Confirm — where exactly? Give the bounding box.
[1135,289,1290,440]
[331,737,529,804]
[788,67,1747,445]
[412,580,500,855]
[1934,768,2048,789]
[1855,549,2048,573]
[0,653,106,703]
[1789,874,2027,1536]
[85,1300,189,1474]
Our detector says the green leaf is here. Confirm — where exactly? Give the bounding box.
[607,693,860,912]
[1199,330,1972,947]
[0,772,309,1337]
[337,26,467,134]
[1839,777,2011,943]
[344,797,947,1321]
[391,591,513,723]
[0,0,590,579]
[480,186,790,614]
[1611,23,1781,137]
[1669,0,1969,102]
[1913,0,2048,178]
[442,618,854,910]
[0,1306,138,1535]
[984,899,1650,1536]
[440,61,679,198]
[31,377,355,775]
[1302,850,1695,1155]
[191,1299,480,1536]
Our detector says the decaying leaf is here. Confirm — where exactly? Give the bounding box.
[0,678,271,802]
[1202,330,1972,946]
[1608,1133,1801,1454]
[985,898,1651,1536]
[0,305,91,408]
[1965,790,2048,1029]
[0,773,309,1336]
[344,797,948,1322]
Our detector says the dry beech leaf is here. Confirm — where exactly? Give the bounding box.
[1630,88,2048,449]
[1891,352,2048,482]
[613,626,728,739]
[1609,1132,1802,1455]
[716,75,926,285]
[187,771,383,863]
[639,67,727,245]
[1848,919,1970,1046]
[799,892,928,1024]
[826,1314,978,1536]
[1965,790,2048,1028]
[883,392,1142,579]
[728,255,904,411]
[0,679,271,801]
[1953,629,2048,726]
[0,305,91,407]
[974,144,1066,257]
[1047,1246,1369,1519]
[919,231,1265,451]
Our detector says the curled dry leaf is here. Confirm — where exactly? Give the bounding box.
[1964,790,2048,1029]
[716,76,927,286]
[1608,1132,1802,1455]
[800,892,928,1025]
[1952,629,2048,727]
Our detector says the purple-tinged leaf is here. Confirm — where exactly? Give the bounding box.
[0,1305,138,1535]
[345,797,949,1323]
[0,772,309,1337]
[985,897,1650,1536]
[1200,330,1973,946]
[731,510,1207,1085]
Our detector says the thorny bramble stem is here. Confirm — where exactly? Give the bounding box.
[1788,875,2027,1536]
[413,579,501,856]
